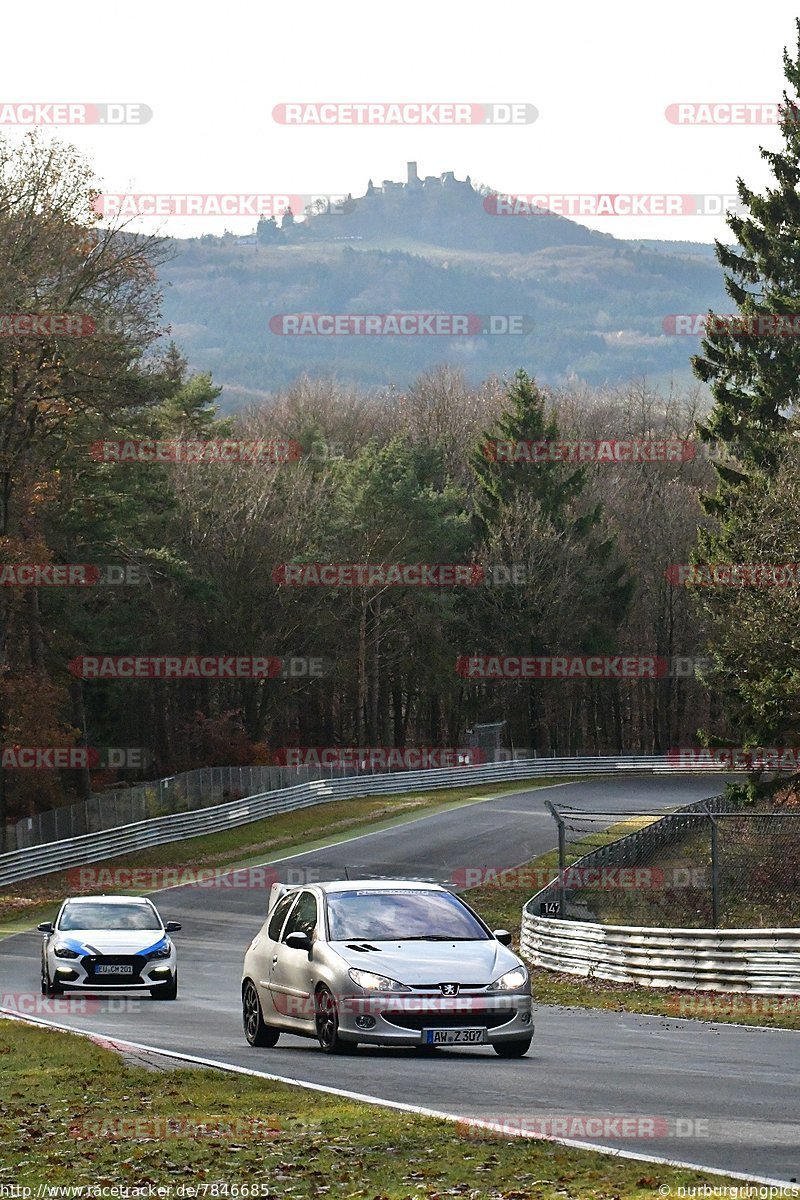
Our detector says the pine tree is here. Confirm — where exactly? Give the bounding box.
[693,19,800,503]
[690,22,800,749]
[470,369,586,533]
[467,370,633,750]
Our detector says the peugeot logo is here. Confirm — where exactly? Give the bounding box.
[440,982,459,996]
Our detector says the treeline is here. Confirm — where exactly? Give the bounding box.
[8,4,800,834]
[0,136,723,833]
[3,249,722,826]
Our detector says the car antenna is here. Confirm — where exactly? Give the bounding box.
[344,866,350,880]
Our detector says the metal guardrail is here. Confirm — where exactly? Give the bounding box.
[520,916,800,993]
[520,795,800,993]
[7,749,708,851]
[0,755,726,887]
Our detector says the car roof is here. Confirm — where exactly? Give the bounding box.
[314,880,446,894]
[61,895,156,905]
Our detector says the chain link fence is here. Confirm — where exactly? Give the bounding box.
[10,766,271,848]
[539,799,800,928]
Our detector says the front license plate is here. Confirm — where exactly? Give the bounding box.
[423,1027,487,1045]
[95,964,133,975]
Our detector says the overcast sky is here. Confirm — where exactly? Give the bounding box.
[5,2,797,242]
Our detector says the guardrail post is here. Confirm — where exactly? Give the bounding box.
[545,800,567,916]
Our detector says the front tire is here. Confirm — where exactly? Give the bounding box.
[315,985,352,1054]
[41,961,62,996]
[492,1036,532,1058]
[150,971,178,1000]
[243,980,280,1046]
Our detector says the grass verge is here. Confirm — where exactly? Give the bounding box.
[0,1020,743,1197]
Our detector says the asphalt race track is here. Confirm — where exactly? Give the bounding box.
[2,775,797,1181]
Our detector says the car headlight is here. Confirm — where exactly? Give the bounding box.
[145,941,172,960]
[53,946,80,959]
[486,965,529,991]
[348,968,411,992]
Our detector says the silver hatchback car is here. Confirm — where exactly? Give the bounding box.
[241,879,533,1055]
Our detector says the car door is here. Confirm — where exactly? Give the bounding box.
[267,889,319,1030]
[253,891,298,1020]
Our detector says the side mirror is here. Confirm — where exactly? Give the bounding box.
[164,921,182,933]
[493,929,513,947]
[37,922,54,934]
[285,931,313,953]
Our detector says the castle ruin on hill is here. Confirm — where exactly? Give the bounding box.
[365,161,475,197]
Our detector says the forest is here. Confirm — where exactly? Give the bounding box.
[3,24,800,837]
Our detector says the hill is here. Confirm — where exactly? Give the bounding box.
[158,165,727,405]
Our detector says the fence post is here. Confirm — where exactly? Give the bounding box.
[545,800,567,916]
[706,806,720,928]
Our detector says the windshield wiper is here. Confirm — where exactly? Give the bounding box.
[392,935,477,941]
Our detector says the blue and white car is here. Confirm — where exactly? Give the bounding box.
[39,895,181,1000]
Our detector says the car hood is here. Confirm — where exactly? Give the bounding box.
[53,930,168,955]
[329,938,523,986]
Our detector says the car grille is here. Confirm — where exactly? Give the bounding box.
[383,1006,517,1031]
[408,984,486,991]
[81,954,146,985]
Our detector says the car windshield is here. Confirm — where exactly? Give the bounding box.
[325,889,489,942]
[58,902,162,931]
